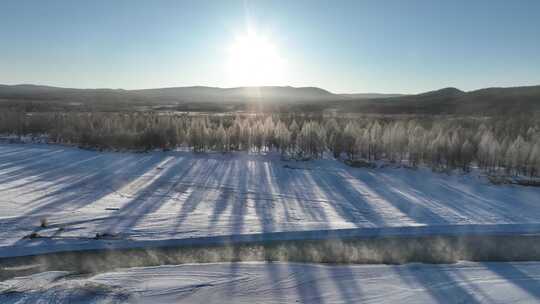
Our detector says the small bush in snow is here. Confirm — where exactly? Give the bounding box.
[40,217,48,228]
[23,232,41,239]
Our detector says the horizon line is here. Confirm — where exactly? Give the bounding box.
[2,82,540,95]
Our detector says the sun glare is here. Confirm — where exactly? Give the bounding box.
[226,32,286,87]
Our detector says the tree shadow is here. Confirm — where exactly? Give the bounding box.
[349,170,452,225]
[4,154,105,194]
[370,170,540,224]
[269,163,332,228]
[324,264,364,303]
[21,154,162,216]
[393,264,482,303]
[3,151,165,250]
[308,167,397,226]
[209,159,240,233]
[288,263,326,304]
[483,262,540,300]
[106,156,191,233]
[173,158,223,231]
[0,148,76,185]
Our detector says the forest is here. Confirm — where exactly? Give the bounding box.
[1,111,539,177]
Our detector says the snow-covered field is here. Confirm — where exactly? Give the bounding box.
[3,261,540,303]
[1,143,540,258]
[2,144,540,303]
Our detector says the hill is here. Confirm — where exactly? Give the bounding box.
[0,84,339,103]
[0,83,539,115]
[337,85,540,115]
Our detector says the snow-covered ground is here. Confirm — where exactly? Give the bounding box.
[1,143,540,258]
[3,261,540,303]
[3,144,540,303]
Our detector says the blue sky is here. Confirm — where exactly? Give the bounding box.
[1,0,539,93]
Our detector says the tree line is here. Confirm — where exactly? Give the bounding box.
[1,111,539,176]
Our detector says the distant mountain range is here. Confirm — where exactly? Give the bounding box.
[0,83,539,114]
[337,85,540,114]
[0,84,400,102]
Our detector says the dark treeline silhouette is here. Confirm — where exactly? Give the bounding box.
[1,112,539,176]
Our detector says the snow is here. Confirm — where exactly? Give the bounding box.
[1,143,540,258]
[3,261,540,303]
[2,144,540,302]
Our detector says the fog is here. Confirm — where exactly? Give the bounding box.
[3,234,540,281]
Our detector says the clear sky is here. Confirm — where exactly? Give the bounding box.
[1,0,540,94]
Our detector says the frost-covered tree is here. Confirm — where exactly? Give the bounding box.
[188,118,209,152]
[2,111,539,176]
[274,121,291,155]
[296,121,326,159]
[343,121,361,160]
[324,118,343,158]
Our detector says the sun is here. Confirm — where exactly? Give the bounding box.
[226,32,286,87]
